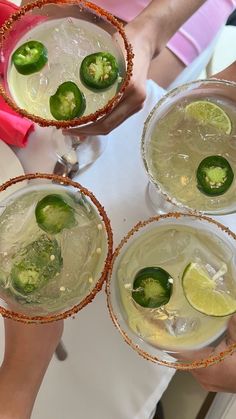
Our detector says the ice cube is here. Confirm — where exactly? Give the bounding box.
[165,316,200,336]
[187,129,227,155]
[189,233,234,294]
[0,204,37,251]
[27,73,49,101]
[192,240,232,271]
[146,229,191,265]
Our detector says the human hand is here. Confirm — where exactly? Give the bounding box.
[64,17,155,137]
[190,315,236,393]
[212,61,236,83]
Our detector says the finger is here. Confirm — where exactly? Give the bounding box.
[64,101,144,136]
[212,315,236,351]
[212,62,236,83]
[225,314,236,346]
[63,79,147,136]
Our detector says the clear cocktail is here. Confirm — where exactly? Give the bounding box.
[0,173,112,322]
[8,17,125,120]
[0,0,133,173]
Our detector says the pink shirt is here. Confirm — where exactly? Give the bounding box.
[93,0,149,22]
[94,0,236,65]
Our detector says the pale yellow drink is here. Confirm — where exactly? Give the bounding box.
[145,96,236,213]
[117,224,235,351]
[8,18,125,119]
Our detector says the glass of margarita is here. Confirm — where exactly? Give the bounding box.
[107,213,236,369]
[0,173,112,323]
[142,79,236,215]
[0,0,133,173]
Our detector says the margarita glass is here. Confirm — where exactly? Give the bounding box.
[0,0,133,174]
[0,173,112,323]
[142,79,236,215]
[107,213,236,369]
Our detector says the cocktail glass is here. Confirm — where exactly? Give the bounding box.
[0,0,133,174]
[141,79,236,215]
[107,213,236,369]
[0,173,112,323]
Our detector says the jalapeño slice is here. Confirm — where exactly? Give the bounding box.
[80,52,119,90]
[11,235,63,295]
[12,40,48,75]
[35,194,76,234]
[49,81,86,120]
[132,267,173,308]
[196,155,234,196]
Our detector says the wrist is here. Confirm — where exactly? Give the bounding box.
[125,14,160,63]
[128,7,175,60]
[129,0,207,59]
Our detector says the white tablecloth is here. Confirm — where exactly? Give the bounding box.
[15,80,236,419]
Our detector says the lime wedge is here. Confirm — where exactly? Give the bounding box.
[182,262,236,316]
[185,100,232,134]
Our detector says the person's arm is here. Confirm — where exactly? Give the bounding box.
[64,0,207,136]
[0,319,63,419]
[124,0,207,60]
[190,315,236,393]
[212,60,236,83]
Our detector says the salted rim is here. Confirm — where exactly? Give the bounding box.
[0,0,133,128]
[0,172,113,323]
[106,212,236,370]
[141,78,236,216]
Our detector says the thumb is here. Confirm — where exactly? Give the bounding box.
[225,314,236,345]
[212,62,236,83]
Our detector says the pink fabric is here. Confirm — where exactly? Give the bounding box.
[168,0,236,65]
[0,0,34,148]
[94,0,236,64]
[93,0,150,22]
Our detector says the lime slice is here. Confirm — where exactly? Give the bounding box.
[185,100,232,134]
[182,262,236,316]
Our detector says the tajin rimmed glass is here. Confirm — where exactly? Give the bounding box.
[0,173,113,323]
[141,79,236,215]
[0,0,133,174]
[0,0,133,129]
[106,212,236,370]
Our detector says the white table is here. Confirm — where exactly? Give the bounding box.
[15,79,236,419]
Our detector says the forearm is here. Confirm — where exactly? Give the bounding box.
[0,319,63,419]
[0,364,42,419]
[129,0,207,59]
